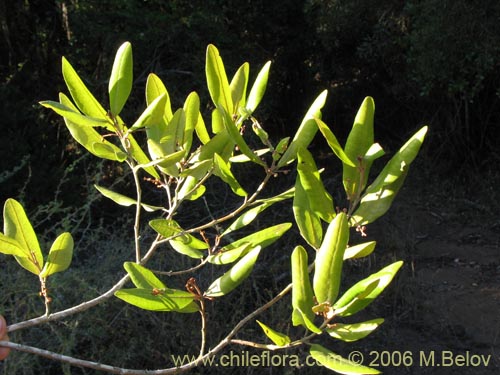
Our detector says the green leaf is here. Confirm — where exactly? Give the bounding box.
[3,199,43,275]
[351,126,428,226]
[58,93,126,161]
[218,106,265,166]
[91,143,128,162]
[94,185,163,212]
[127,131,161,179]
[309,344,380,374]
[61,57,111,129]
[206,44,233,114]
[134,150,184,172]
[221,189,293,237]
[313,212,349,305]
[182,92,201,157]
[326,318,384,342]
[206,244,252,265]
[115,288,197,312]
[123,262,166,289]
[291,246,315,326]
[246,61,271,114]
[205,246,261,297]
[315,118,355,167]
[128,93,167,132]
[195,111,210,144]
[39,232,74,278]
[169,233,208,259]
[334,261,403,317]
[277,90,328,167]
[256,320,291,347]
[343,97,375,200]
[0,233,26,257]
[344,241,376,260]
[149,219,183,239]
[177,159,213,201]
[220,223,292,253]
[146,73,173,122]
[109,41,133,116]
[292,307,322,334]
[230,62,249,112]
[296,147,335,222]
[213,153,247,197]
[293,172,323,249]
[194,130,234,162]
[40,100,111,128]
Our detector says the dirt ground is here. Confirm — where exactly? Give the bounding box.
[343,172,500,374]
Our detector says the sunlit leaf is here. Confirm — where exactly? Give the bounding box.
[205,246,261,297]
[146,73,173,122]
[183,92,200,157]
[0,233,26,257]
[230,62,249,112]
[220,223,292,253]
[256,320,291,346]
[291,246,315,326]
[309,344,380,374]
[315,117,355,167]
[40,100,110,128]
[334,261,403,317]
[39,232,74,278]
[246,61,271,114]
[169,232,208,259]
[326,318,384,342]
[293,173,323,249]
[206,44,233,114]
[313,212,349,304]
[3,199,43,275]
[149,219,183,239]
[351,126,428,225]
[115,288,197,312]
[206,244,252,265]
[61,56,112,130]
[94,185,164,212]
[277,90,328,167]
[128,93,167,131]
[109,41,133,116]
[343,97,375,200]
[213,153,247,196]
[344,241,376,260]
[296,147,335,222]
[123,262,166,289]
[218,106,265,166]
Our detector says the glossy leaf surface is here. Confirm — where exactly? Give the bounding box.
[109,41,133,115]
[39,232,74,278]
[3,199,43,275]
[291,246,315,326]
[246,61,271,114]
[334,261,403,316]
[343,97,375,200]
[326,318,384,342]
[205,246,261,297]
[256,320,291,346]
[313,212,349,304]
[351,126,428,225]
[310,344,380,374]
[277,90,328,167]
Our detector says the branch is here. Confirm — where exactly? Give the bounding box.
[2,282,293,374]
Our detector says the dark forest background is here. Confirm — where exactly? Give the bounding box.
[1,1,500,374]
[1,0,499,208]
